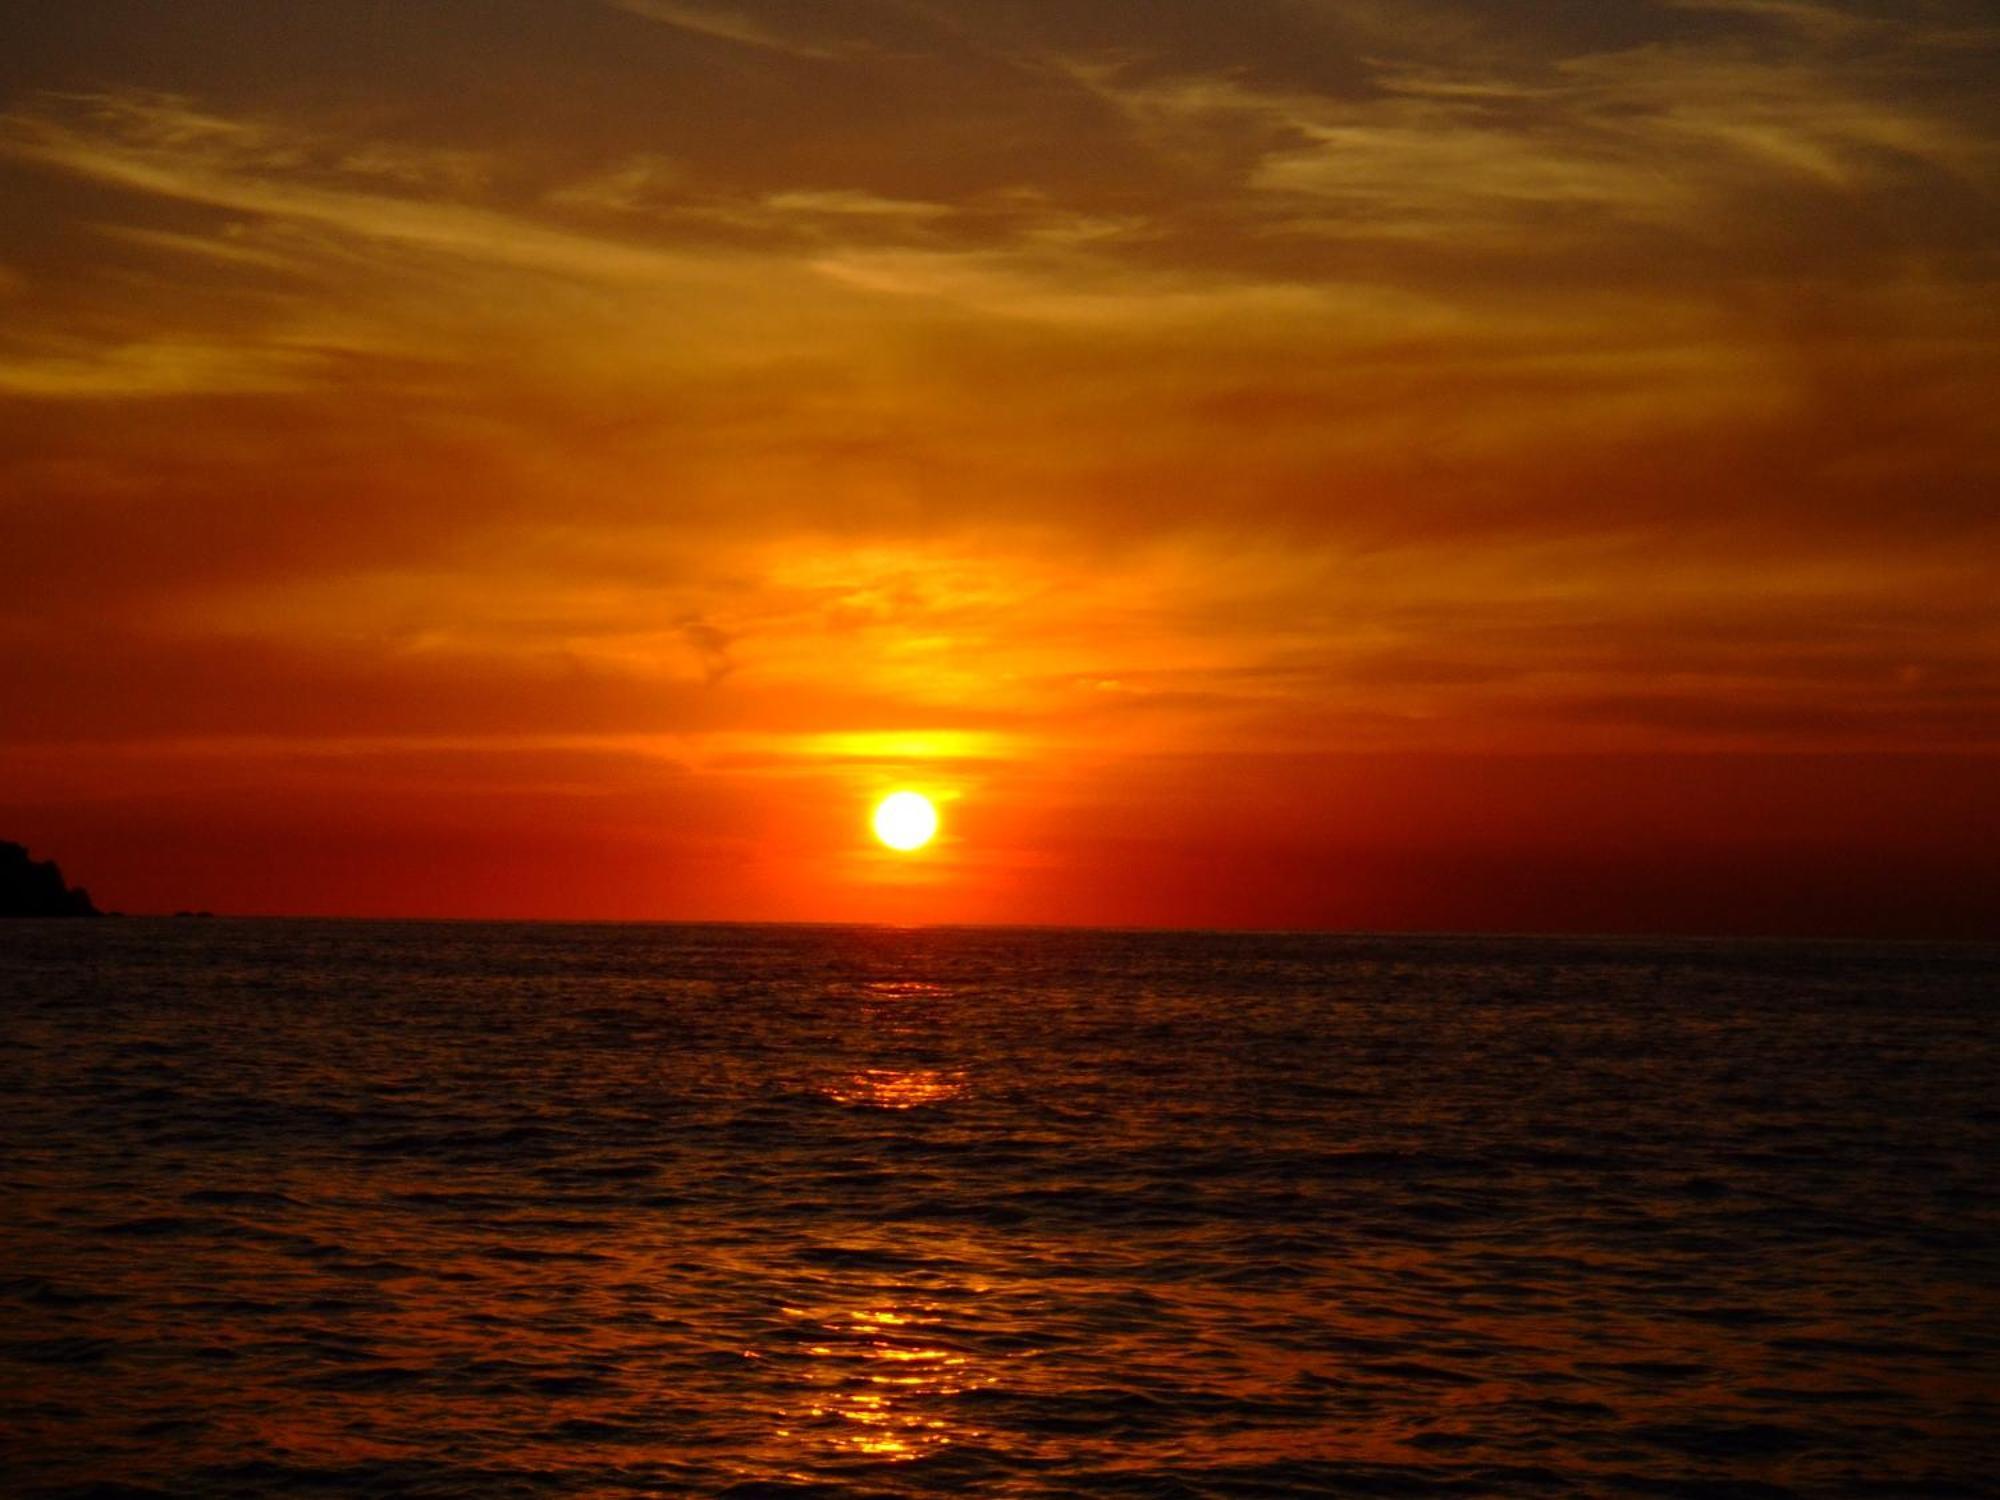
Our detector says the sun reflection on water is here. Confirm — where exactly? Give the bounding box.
[821,1067,967,1110]
[857,979,952,1003]
[762,960,995,1466]
[773,1296,991,1462]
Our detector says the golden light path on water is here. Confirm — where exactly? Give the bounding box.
[790,1012,980,1464]
[773,1293,986,1462]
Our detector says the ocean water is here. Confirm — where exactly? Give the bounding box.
[1,921,1993,1499]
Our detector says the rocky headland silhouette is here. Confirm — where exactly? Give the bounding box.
[1,842,101,917]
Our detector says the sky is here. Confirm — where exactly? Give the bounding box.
[1,0,1995,933]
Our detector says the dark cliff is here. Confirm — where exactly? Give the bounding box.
[0,842,101,917]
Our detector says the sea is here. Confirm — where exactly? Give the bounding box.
[1,920,1993,1498]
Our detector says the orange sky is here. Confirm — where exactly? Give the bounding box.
[2,1,1995,933]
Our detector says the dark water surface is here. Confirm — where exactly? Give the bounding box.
[1,921,1994,1497]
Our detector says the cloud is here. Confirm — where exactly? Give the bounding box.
[0,19,1992,801]
[605,0,849,59]
[762,188,955,221]
[677,614,736,685]
[1665,0,1877,44]
[0,93,710,285]
[0,339,318,398]
[544,154,687,215]
[1071,16,1991,256]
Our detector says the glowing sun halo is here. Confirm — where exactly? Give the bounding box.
[872,791,939,851]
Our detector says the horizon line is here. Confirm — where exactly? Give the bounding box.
[64,912,2000,946]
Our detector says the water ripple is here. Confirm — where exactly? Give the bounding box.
[0,922,1993,1497]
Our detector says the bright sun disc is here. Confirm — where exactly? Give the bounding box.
[872,791,938,851]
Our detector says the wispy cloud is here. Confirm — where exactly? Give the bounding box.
[606,0,849,59]
[0,94,705,284]
[1666,0,1877,44]
[1067,9,1993,251]
[0,338,318,398]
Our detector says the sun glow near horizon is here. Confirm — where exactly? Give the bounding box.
[872,791,940,852]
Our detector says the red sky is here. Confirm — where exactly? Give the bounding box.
[2,1,1995,934]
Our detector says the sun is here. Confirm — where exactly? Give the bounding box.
[871,791,939,851]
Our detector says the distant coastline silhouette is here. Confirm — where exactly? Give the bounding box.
[0,841,101,917]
